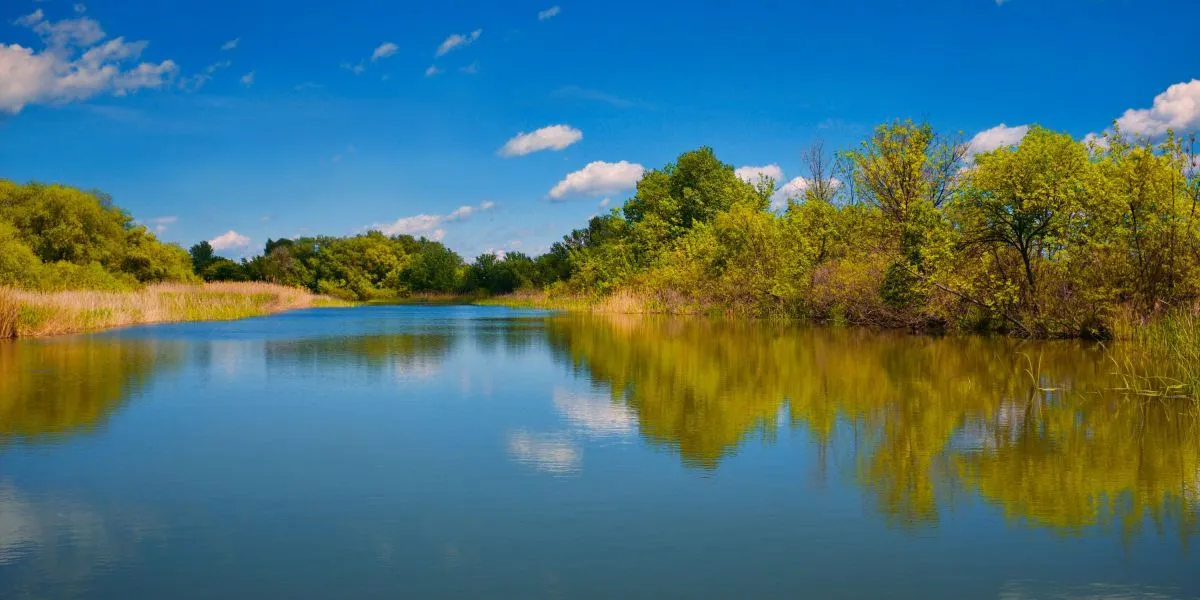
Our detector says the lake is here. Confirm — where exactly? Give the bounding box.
[1,305,1197,599]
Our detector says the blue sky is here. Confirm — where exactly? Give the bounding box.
[2,0,1198,258]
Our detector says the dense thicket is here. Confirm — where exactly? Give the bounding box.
[541,124,1200,337]
[0,181,196,290]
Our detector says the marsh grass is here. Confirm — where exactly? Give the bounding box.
[0,282,347,339]
[1103,308,1200,400]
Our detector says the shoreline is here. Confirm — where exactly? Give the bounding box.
[0,282,349,339]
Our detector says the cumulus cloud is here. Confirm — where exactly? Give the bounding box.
[340,61,365,75]
[1,9,178,113]
[771,177,809,210]
[220,38,239,51]
[240,71,254,86]
[435,29,481,57]
[371,42,398,62]
[735,164,784,185]
[770,176,842,210]
[549,160,645,200]
[1113,79,1200,138]
[209,230,250,251]
[424,64,441,77]
[498,124,583,157]
[371,200,495,240]
[966,123,1029,158]
[538,6,561,20]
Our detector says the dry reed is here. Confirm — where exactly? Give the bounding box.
[0,282,346,339]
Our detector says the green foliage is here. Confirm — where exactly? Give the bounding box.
[34,262,136,292]
[0,218,41,287]
[190,241,216,273]
[462,252,541,295]
[195,231,469,301]
[0,180,198,291]
[533,129,1200,337]
[11,120,1200,338]
[202,258,248,282]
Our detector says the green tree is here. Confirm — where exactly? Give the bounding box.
[190,241,216,274]
[957,127,1094,322]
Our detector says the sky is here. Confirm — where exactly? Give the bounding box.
[2,0,1199,259]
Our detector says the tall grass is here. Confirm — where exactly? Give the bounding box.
[0,282,347,339]
[1105,308,1200,399]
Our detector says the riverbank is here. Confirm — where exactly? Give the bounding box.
[0,282,348,339]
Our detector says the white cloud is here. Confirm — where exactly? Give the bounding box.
[1,10,177,113]
[371,42,398,62]
[73,3,87,13]
[371,200,495,240]
[538,6,561,20]
[1113,79,1200,138]
[240,71,254,86]
[735,164,784,184]
[447,205,476,220]
[770,176,842,210]
[498,124,583,157]
[459,61,478,75]
[378,215,446,240]
[549,160,645,200]
[220,37,239,51]
[966,123,1029,158]
[772,177,809,210]
[340,61,365,75]
[599,198,610,208]
[21,9,104,49]
[424,64,441,77]
[1082,131,1110,151]
[209,230,250,251]
[435,29,481,57]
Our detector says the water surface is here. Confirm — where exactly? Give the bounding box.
[1,306,1197,599]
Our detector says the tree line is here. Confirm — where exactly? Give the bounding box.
[543,123,1200,338]
[186,232,562,300]
[5,119,1199,337]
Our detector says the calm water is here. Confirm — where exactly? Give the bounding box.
[1,306,1197,599]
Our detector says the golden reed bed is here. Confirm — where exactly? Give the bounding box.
[0,282,342,339]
